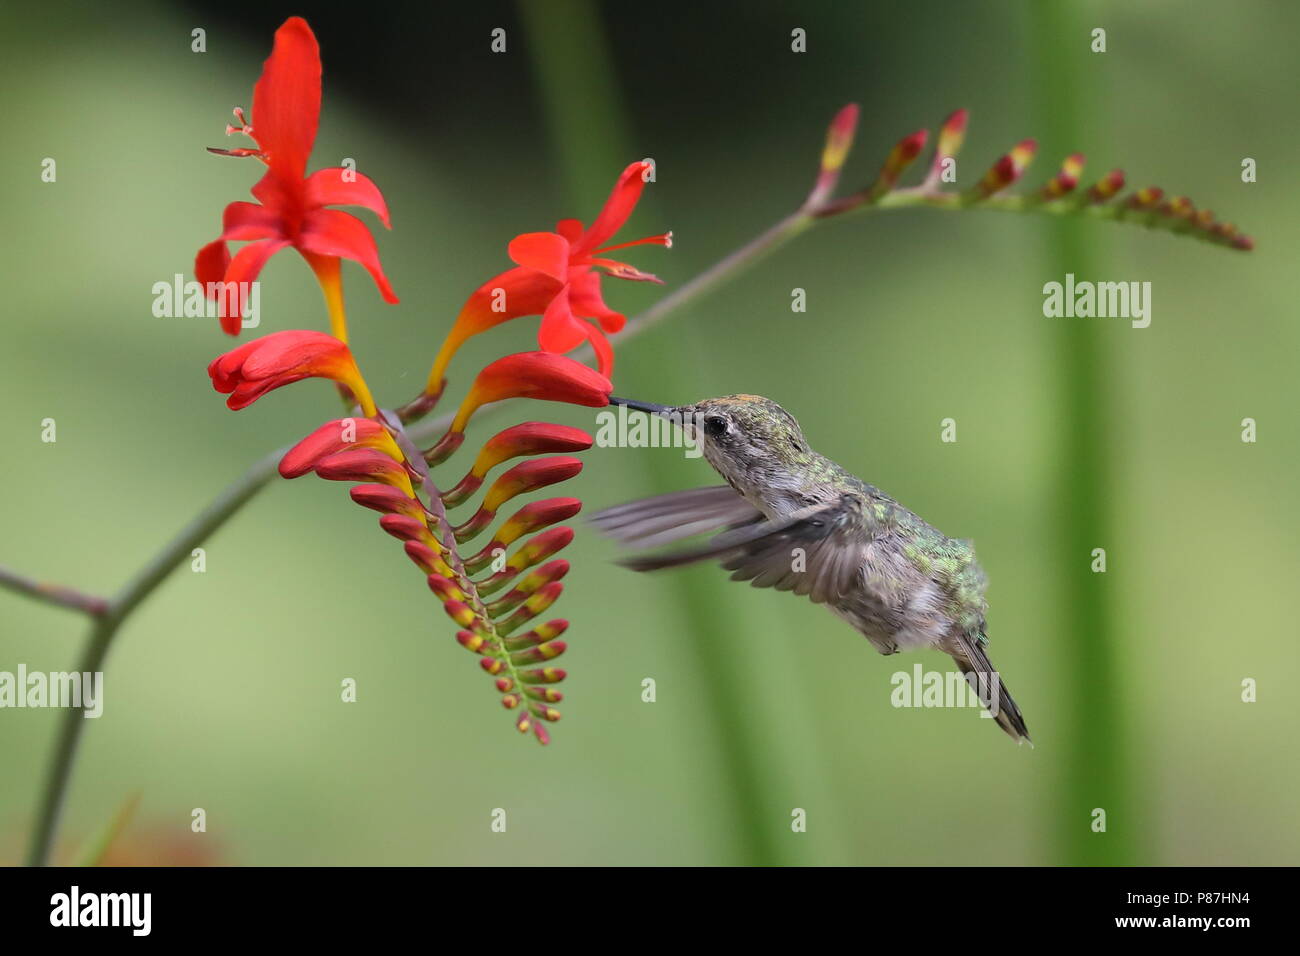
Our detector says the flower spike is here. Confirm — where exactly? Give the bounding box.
[804,105,1253,251]
[211,275,613,743]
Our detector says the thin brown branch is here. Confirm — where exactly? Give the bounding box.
[0,564,109,617]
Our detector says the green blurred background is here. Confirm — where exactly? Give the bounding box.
[1,0,1295,865]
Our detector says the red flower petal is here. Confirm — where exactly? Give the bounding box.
[304,168,392,228]
[452,352,612,432]
[568,271,626,332]
[251,17,321,186]
[587,326,615,377]
[220,201,285,241]
[555,218,583,242]
[508,232,570,283]
[537,286,617,375]
[250,170,296,212]
[195,239,231,292]
[428,266,568,387]
[219,238,291,335]
[537,287,587,353]
[298,208,399,303]
[574,161,652,255]
[454,266,565,337]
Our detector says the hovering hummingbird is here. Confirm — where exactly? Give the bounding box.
[591,394,1030,744]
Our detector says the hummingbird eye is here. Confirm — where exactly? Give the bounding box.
[703,415,728,438]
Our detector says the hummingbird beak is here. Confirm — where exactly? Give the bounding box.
[609,396,676,418]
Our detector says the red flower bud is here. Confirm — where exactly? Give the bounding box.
[441,423,593,507]
[280,418,403,478]
[314,448,413,493]
[935,108,968,162]
[870,129,928,197]
[1127,186,1164,209]
[1087,169,1125,202]
[975,139,1037,198]
[349,483,426,520]
[208,329,375,414]
[1042,153,1085,199]
[808,103,859,206]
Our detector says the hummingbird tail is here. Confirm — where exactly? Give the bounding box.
[950,636,1032,746]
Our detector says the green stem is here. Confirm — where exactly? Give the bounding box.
[23,445,281,866]
[1029,1,1134,865]
[641,384,786,866]
[614,212,812,342]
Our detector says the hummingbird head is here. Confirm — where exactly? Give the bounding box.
[612,394,812,502]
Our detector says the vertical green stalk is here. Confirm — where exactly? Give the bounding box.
[519,0,782,864]
[639,357,785,866]
[1028,2,1136,865]
[517,0,635,203]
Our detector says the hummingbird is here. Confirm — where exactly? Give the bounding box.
[591,394,1031,744]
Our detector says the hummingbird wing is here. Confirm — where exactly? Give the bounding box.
[590,486,764,550]
[612,495,866,605]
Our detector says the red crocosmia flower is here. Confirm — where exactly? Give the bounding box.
[208,329,376,413]
[194,16,398,337]
[426,161,670,389]
[423,351,611,468]
[452,352,612,433]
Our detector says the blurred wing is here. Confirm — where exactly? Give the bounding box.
[590,485,762,550]
[616,495,866,605]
